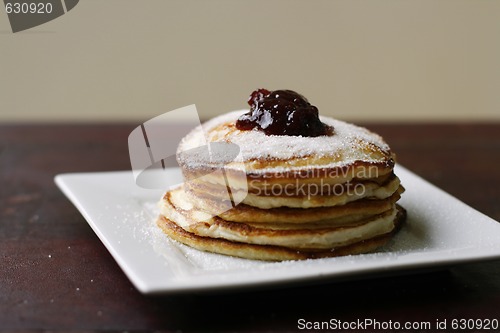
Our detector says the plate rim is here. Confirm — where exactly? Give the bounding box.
[54,165,500,294]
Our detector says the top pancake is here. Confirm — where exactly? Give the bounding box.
[177,110,395,182]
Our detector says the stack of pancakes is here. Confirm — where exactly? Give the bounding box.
[157,111,405,261]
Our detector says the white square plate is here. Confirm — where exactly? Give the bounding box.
[55,165,500,294]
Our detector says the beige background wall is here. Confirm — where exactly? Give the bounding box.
[1,0,499,123]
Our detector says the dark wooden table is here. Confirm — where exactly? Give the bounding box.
[1,123,500,332]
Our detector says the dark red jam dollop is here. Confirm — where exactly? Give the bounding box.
[236,89,333,137]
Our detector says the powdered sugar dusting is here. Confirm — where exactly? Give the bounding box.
[178,110,392,172]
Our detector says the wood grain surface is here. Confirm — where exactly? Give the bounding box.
[1,123,499,331]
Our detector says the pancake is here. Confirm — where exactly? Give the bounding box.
[177,111,396,192]
[154,94,406,261]
[160,185,401,249]
[156,206,406,261]
[183,186,404,224]
[185,174,402,209]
